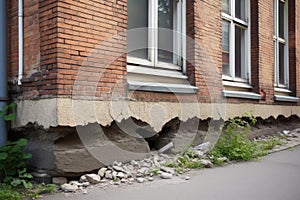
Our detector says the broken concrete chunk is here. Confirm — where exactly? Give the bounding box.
[79,175,87,183]
[158,142,174,154]
[136,177,145,183]
[105,170,113,180]
[160,166,175,175]
[130,160,140,168]
[199,159,213,168]
[98,167,108,177]
[61,183,78,192]
[113,166,126,173]
[117,172,125,179]
[85,174,101,184]
[193,142,211,154]
[217,157,228,163]
[112,171,118,179]
[160,172,173,179]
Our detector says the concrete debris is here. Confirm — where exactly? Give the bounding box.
[79,175,87,183]
[98,167,108,177]
[136,177,145,183]
[117,172,125,179]
[199,159,213,168]
[61,183,78,192]
[60,129,300,193]
[105,171,113,180]
[158,142,174,154]
[193,142,211,154]
[160,172,173,179]
[112,166,126,173]
[160,166,175,175]
[85,174,101,184]
[217,157,228,163]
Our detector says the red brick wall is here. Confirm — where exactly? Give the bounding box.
[186,0,223,103]
[251,0,275,104]
[6,0,300,105]
[296,1,300,99]
[290,0,300,100]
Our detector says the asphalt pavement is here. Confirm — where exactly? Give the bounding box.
[43,146,300,200]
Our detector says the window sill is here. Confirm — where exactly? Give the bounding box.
[127,65,187,80]
[223,90,262,100]
[274,87,292,93]
[274,95,299,103]
[222,80,253,89]
[127,81,199,94]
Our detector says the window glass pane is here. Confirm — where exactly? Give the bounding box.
[127,0,148,60]
[222,0,230,15]
[222,20,230,76]
[235,0,246,21]
[279,43,285,85]
[235,26,246,79]
[158,0,175,64]
[279,0,285,39]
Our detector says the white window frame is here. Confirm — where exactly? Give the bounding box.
[274,0,289,88]
[127,0,186,73]
[222,0,251,83]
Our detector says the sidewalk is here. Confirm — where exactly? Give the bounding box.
[43,145,300,200]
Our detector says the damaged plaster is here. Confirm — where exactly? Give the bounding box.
[13,98,300,131]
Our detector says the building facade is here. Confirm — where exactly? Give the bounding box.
[1,0,300,174]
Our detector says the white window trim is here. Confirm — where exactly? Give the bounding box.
[127,0,186,73]
[274,0,289,88]
[222,0,251,83]
[222,90,262,100]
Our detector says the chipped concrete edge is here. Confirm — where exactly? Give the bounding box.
[13,98,300,131]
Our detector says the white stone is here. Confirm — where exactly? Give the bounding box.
[61,183,78,192]
[130,160,140,168]
[117,172,125,179]
[113,166,126,173]
[85,174,101,184]
[98,167,107,177]
[105,170,113,179]
[136,177,145,183]
[199,159,213,168]
[193,142,211,154]
[217,157,228,163]
[160,172,173,179]
[112,171,118,179]
[79,175,87,183]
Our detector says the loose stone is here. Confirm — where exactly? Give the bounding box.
[61,183,78,192]
[160,172,173,179]
[85,174,101,184]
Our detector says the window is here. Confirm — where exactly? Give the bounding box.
[127,0,186,72]
[274,0,288,88]
[222,0,250,83]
